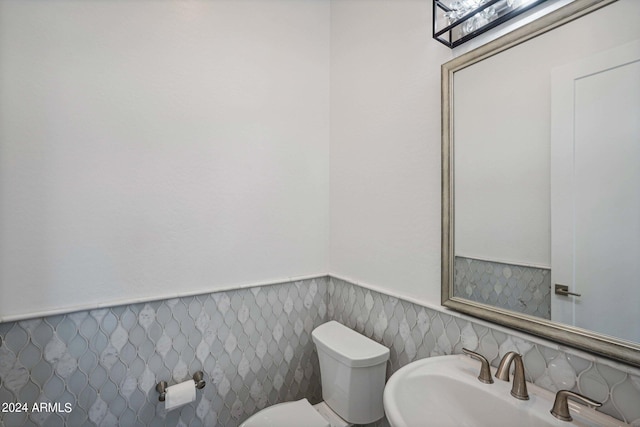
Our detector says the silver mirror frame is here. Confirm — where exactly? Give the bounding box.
[441,0,640,368]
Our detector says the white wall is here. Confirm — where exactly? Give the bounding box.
[0,0,330,319]
[329,0,451,305]
[4,0,631,319]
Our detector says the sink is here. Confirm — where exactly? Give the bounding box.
[383,354,627,427]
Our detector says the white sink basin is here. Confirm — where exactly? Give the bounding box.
[383,354,627,427]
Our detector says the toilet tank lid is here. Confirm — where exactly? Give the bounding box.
[312,321,389,368]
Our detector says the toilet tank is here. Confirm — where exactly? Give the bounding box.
[312,321,390,424]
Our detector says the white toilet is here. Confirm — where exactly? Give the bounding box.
[240,320,390,427]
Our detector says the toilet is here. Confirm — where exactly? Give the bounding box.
[240,320,390,427]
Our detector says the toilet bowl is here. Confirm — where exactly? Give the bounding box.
[239,398,330,427]
[239,321,390,427]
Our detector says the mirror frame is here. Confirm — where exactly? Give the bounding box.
[441,0,640,368]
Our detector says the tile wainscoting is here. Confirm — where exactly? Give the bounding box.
[1,276,639,426]
[328,277,640,426]
[0,279,326,427]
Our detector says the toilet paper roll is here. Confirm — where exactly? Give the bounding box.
[165,379,196,411]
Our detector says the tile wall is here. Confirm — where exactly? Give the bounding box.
[0,279,326,427]
[327,277,640,426]
[454,256,551,319]
[1,276,639,427]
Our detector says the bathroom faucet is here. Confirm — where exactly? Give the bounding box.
[496,352,529,400]
[550,390,602,422]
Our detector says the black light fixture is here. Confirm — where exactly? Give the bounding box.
[433,0,550,48]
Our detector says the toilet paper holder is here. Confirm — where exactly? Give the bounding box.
[156,371,206,402]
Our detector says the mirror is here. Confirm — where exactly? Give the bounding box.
[442,0,640,367]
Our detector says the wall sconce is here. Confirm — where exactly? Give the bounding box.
[433,0,549,48]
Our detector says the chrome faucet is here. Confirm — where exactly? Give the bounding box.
[496,352,529,400]
[462,348,494,384]
[550,390,602,422]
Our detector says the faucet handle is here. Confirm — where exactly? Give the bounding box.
[462,348,494,384]
[550,390,602,422]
